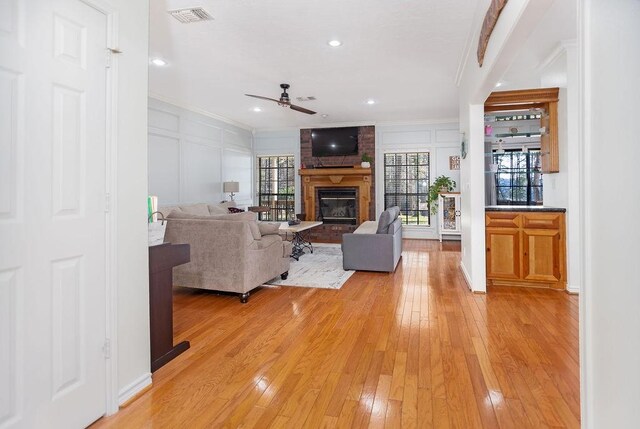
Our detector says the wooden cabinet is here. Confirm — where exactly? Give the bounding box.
[438,193,461,242]
[485,211,566,290]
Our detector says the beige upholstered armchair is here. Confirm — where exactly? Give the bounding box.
[163,209,291,303]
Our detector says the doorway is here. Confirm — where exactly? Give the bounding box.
[0,0,113,427]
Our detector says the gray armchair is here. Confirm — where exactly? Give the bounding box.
[342,206,402,272]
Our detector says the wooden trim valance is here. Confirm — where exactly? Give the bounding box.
[485,88,560,174]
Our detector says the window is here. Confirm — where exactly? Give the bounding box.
[383,152,430,226]
[257,156,295,221]
[494,149,543,205]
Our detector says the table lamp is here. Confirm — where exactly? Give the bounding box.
[223,181,239,201]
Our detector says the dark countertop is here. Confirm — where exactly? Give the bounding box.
[485,205,566,213]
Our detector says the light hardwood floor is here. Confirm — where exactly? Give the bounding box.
[93,240,579,428]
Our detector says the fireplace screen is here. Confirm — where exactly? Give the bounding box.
[318,189,357,225]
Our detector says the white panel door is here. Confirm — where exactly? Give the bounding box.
[0,0,109,427]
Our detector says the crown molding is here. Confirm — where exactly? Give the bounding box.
[297,120,376,130]
[252,127,301,134]
[252,117,460,134]
[148,92,254,132]
[376,118,459,127]
[536,39,578,73]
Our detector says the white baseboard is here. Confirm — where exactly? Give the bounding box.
[566,285,580,294]
[459,261,472,291]
[118,372,152,406]
[402,227,437,240]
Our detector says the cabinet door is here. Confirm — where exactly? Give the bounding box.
[441,195,459,232]
[486,228,520,280]
[522,229,563,282]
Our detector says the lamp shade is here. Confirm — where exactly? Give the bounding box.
[223,181,239,193]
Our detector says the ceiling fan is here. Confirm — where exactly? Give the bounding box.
[245,83,316,115]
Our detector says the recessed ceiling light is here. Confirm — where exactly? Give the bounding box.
[321,114,328,118]
[366,99,376,105]
[252,107,262,112]
[328,40,342,47]
[150,58,167,66]
[495,82,503,88]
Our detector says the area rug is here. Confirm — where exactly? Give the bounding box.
[266,243,355,289]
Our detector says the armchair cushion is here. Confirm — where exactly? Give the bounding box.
[376,206,401,234]
[167,210,262,241]
[258,222,281,236]
[209,212,261,240]
[254,234,282,249]
[158,201,236,218]
[180,203,210,216]
[208,201,237,215]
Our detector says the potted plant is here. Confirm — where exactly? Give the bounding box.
[361,153,373,168]
[428,175,457,214]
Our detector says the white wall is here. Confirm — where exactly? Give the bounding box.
[375,122,461,239]
[543,43,582,294]
[148,98,254,208]
[581,0,640,426]
[112,0,152,409]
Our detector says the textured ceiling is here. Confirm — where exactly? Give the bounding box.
[149,0,478,129]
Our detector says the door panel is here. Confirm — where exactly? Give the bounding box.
[0,0,108,427]
[523,229,563,282]
[486,228,520,280]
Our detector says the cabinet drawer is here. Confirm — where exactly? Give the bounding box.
[485,212,521,228]
[522,213,562,229]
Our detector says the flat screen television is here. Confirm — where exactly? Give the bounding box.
[311,127,359,157]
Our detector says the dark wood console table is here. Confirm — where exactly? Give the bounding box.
[148,242,191,372]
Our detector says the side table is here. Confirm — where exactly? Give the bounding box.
[279,221,323,260]
[148,242,190,372]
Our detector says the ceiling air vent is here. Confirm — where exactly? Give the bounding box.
[296,96,316,102]
[168,7,214,24]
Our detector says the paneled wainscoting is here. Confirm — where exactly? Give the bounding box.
[93,240,579,428]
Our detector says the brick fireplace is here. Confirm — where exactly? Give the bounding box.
[299,126,375,242]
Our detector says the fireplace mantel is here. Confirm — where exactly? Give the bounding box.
[299,168,372,225]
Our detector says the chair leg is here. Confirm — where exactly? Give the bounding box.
[281,271,289,280]
[240,292,250,303]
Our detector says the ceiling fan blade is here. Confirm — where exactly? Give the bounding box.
[244,94,282,103]
[289,104,317,115]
